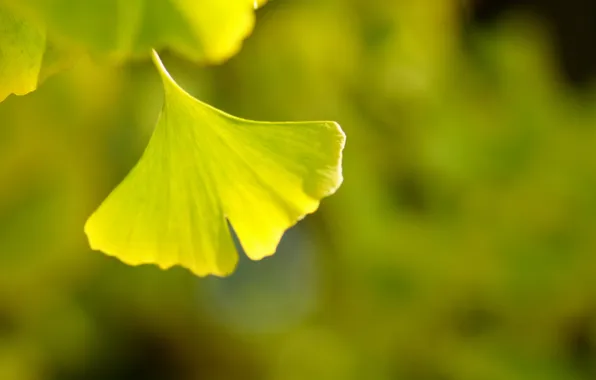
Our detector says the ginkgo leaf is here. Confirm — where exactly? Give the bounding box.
[1,0,260,63]
[0,5,45,102]
[0,5,81,102]
[84,51,345,277]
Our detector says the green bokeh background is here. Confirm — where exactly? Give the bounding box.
[2,0,596,379]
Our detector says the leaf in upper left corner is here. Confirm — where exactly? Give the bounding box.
[0,6,79,103]
[2,0,263,64]
[0,5,45,102]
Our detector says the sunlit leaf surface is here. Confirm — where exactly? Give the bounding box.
[84,51,345,276]
[0,5,45,102]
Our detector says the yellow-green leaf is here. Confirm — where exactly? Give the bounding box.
[84,51,345,277]
[2,0,260,63]
[0,5,45,102]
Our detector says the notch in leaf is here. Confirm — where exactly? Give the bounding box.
[84,50,345,277]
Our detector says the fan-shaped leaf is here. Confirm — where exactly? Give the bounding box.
[84,51,345,276]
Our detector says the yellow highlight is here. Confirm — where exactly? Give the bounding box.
[0,6,45,102]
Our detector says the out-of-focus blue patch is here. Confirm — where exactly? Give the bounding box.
[201,222,319,334]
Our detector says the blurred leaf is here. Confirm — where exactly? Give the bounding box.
[37,38,80,83]
[84,51,345,277]
[255,0,268,8]
[0,5,44,102]
[1,0,261,63]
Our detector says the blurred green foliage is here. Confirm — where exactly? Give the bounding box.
[0,0,258,63]
[2,0,596,379]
